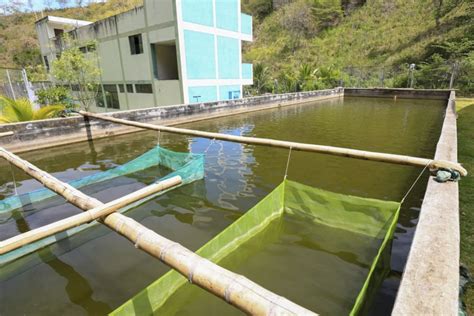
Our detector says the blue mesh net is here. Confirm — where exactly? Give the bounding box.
[0,146,204,265]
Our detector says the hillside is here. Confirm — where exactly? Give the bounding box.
[243,0,474,94]
[0,0,472,93]
[0,0,142,69]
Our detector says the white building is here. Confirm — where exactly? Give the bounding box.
[35,0,253,112]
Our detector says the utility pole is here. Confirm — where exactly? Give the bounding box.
[449,61,458,89]
[409,63,416,88]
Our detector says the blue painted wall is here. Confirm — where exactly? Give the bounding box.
[188,86,218,103]
[217,36,239,79]
[184,30,216,80]
[219,85,241,100]
[242,63,252,79]
[181,0,214,27]
[241,13,252,35]
[215,0,238,32]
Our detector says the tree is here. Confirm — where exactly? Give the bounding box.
[242,0,273,20]
[253,63,272,94]
[56,0,68,9]
[312,0,343,31]
[43,0,53,9]
[297,64,317,91]
[51,35,101,110]
[0,96,65,123]
[279,0,317,38]
[0,0,24,15]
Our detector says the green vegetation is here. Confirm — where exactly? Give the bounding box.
[50,36,101,110]
[36,86,73,108]
[457,98,474,111]
[0,96,64,123]
[458,99,474,313]
[244,0,474,94]
[0,0,142,70]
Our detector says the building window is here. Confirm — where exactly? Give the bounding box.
[126,84,134,93]
[135,84,152,94]
[43,56,49,71]
[96,88,105,108]
[54,28,64,38]
[228,90,240,99]
[103,84,120,109]
[129,34,143,55]
[118,84,125,93]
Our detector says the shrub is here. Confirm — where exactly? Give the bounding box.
[36,86,74,109]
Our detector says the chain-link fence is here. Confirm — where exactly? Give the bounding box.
[0,68,36,102]
[343,61,474,94]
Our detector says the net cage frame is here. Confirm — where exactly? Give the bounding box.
[112,179,401,315]
[0,145,204,266]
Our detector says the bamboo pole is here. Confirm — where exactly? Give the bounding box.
[0,176,182,255]
[0,147,316,315]
[79,111,468,177]
[0,131,14,138]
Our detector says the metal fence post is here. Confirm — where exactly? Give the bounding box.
[22,69,39,109]
[6,69,16,100]
[449,62,458,90]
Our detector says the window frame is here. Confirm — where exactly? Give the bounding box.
[135,84,153,94]
[128,34,143,55]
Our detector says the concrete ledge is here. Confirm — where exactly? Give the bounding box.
[345,88,451,99]
[392,91,459,315]
[0,88,343,153]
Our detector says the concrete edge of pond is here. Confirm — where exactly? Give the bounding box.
[345,88,451,99]
[0,87,460,314]
[392,90,459,315]
[0,88,343,153]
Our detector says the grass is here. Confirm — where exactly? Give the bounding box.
[458,98,474,313]
[457,98,474,111]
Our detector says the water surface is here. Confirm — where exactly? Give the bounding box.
[0,96,446,315]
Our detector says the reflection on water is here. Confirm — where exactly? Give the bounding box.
[0,97,445,315]
[10,203,111,314]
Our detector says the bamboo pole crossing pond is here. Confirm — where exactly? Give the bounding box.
[0,146,317,316]
[78,111,468,177]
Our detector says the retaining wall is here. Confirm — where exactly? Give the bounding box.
[345,88,451,99]
[0,88,343,153]
[392,91,459,315]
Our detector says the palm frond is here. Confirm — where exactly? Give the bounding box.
[33,105,65,120]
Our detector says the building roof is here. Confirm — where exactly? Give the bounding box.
[35,15,92,27]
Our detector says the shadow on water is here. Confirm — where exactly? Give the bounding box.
[13,209,112,314]
[84,116,98,165]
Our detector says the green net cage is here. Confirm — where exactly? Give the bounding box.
[112,179,400,315]
[0,146,204,266]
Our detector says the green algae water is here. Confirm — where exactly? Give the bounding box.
[0,96,445,315]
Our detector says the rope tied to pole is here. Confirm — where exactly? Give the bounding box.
[401,159,432,204]
[204,138,216,154]
[114,217,126,234]
[159,241,179,261]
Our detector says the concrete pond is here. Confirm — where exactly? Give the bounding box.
[0,88,460,315]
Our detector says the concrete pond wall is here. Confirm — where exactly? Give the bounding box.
[0,88,343,153]
[0,87,460,314]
